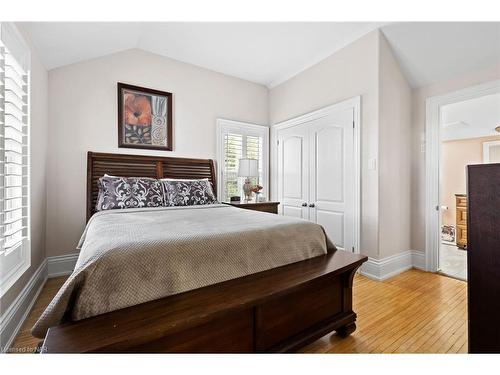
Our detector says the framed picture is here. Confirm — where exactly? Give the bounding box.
[117,82,173,151]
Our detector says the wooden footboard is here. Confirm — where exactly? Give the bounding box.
[41,250,366,353]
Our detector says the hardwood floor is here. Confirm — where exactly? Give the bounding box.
[9,277,67,353]
[301,269,468,353]
[10,269,467,353]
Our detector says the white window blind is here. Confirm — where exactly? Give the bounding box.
[223,132,243,201]
[216,120,269,202]
[0,22,30,296]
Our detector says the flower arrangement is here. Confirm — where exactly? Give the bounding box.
[251,185,263,194]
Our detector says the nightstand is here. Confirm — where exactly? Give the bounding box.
[223,201,280,214]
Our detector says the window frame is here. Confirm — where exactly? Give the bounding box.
[0,22,31,297]
[483,140,500,163]
[216,119,269,203]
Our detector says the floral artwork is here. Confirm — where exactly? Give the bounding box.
[118,83,172,150]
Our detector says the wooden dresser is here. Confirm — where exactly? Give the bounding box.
[455,194,467,249]
[467,163,500,353]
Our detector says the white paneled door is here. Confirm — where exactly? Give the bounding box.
[277,123,310,220]
[276,104,356,252]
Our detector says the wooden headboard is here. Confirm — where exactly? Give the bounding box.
[87,152,217,221]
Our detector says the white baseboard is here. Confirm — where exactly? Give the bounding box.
[0,260,48,352]
[411,250,426,270]
[47,253,79,278]
[360,250,424,281]
[0,253,79,352]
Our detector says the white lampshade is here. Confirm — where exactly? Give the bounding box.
[238,158,259,177]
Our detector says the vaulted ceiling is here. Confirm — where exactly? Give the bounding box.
[381,22,500,87]
[20,22,500,88]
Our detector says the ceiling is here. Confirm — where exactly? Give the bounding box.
[20,22,500,88]
[381,22,500,87]
[441,92,500,141]
[20,22,383,88]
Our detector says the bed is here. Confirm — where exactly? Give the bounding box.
[39,152,367,353]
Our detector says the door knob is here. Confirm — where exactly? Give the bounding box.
[301,202,308,207]
[309,203,315,208]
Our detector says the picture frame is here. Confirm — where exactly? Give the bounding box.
[117,82,173,151]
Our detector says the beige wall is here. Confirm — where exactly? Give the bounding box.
[378,34,412,258]
[46,49,269,257]
[0,26,48,315]
[441,135,500,226]
[411,63,500,252]
[269,30,381,258]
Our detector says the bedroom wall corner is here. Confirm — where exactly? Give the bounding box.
[269,30,381,259]
[45,49,269,258]
[377,32,412,260]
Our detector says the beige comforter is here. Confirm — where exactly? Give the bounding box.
[32,204,332,338]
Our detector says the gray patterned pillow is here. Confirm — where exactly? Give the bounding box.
[160,178,218,206]
[96,176,164,211]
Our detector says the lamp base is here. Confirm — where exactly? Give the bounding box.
[243,178,253,202]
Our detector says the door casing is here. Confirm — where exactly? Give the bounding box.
[425,79,500,272]
[271,96,361,254]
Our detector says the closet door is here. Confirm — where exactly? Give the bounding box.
[308,108,354,252]
[277,124,309,219]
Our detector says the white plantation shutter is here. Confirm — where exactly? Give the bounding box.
[216,120,269,202]
[246,135,264,185]
[223,133,243,201]
[0,22,30,296]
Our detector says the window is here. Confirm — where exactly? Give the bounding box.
[483,140,500,163]
[0,23,31,296]
[216,119,269,202]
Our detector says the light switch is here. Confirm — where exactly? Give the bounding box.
[368,158,377,171]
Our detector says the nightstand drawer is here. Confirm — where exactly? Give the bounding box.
[244,203,278,214]
[456,196,467,208]
[224,201,280,214]
[456,208,467,225]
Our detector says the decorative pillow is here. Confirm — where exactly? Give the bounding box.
[96,176,164,211]
[160,178,218,206]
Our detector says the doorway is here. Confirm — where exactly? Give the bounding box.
[426,80,500,276]
[272,97,360,253]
